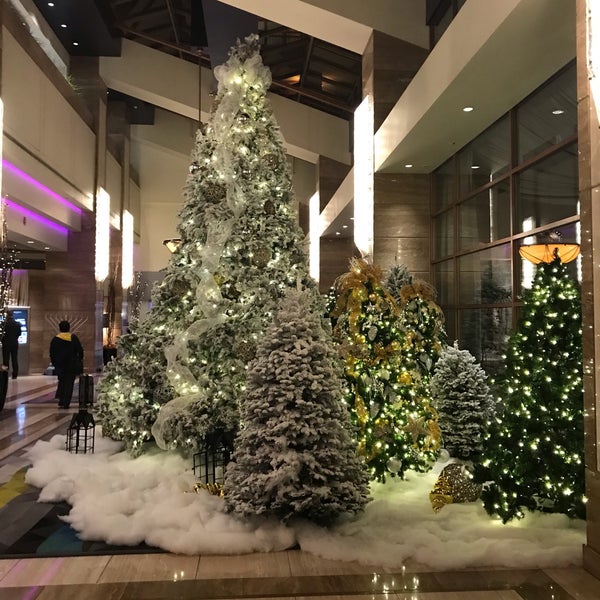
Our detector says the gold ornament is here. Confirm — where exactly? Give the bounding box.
[402,415,430,444]
[397,371,412,385]
[263,200,275,214]
[213,272,226,286]
[253,246,271,267]
[429,464,482,513]
[204,182,227,203]
[235,339,257,363]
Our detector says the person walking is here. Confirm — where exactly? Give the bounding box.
[49,320,84,408]
[2,310,22,379]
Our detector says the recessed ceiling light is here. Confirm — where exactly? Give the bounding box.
[73,42,79,46]
[47,2,54,6]
[60,23,67,28]
[463,106,474,112]
[350,217,354,221]
[404,164,413,168]
[26,240,34,244]
[44,246,50,250]
[335,231,340,236]
[552,109,565,115]
[471,165,480,170]
[342,224,348,229]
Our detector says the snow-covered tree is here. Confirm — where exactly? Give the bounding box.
[475,256,584,522]
[384,262,413,303]
[224,287,371,524]
[98,34,313,455]
[331,258,441,481]
[430,342,495,460]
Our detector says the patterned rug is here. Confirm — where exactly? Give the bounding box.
[0,467,163,558]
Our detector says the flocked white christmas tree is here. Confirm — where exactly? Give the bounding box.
[98,34,314,455]
[224,287,371,524]
[430,342,495,460]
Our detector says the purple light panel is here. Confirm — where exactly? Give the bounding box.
[5,199,69,235]
[2,160,82,214]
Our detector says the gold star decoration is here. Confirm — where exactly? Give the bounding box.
[401,415,430,443]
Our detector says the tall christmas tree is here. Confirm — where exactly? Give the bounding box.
[475,256,585,522]
[224,287,371,524]
[331,258,441,481]
[430,342,495,460]
[98,35,313,455]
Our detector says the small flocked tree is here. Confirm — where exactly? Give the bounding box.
[431,342,495,460]
[224,287,371,524]
[476,256,585,522]
[98,35,313,455]
[384,262,413,303]
[331,258,441,481]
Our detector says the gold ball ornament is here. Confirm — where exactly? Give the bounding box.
[235,339,257,363]
[252,246,271,267]
[429,463,482,513]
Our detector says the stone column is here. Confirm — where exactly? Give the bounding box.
[577,0,600,576]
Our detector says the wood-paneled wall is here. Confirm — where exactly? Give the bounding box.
[28,213,97,374]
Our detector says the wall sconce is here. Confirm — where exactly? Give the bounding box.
[519,243,580,264]
[162,238,182,253]
[94,187,110,282]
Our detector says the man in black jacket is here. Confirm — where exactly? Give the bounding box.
[49,320,84,408]
[2,310,22,379]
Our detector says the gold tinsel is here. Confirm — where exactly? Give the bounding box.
[192,482,225,497]
[399,280,438,305]
[429,464,482,513]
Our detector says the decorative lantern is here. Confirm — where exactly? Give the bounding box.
[66,408,95,454]
[192,433,234,495]
[78,374,94,408]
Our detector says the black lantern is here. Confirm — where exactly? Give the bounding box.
[78,374,94,408]
[192,432,234,495]
[66,408,95,454]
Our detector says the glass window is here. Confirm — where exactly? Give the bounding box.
[433,209,454,258]
[459,180,510,249]
[458,244,512,305]
[515,143,578,233]
[459,307,512,377]
[432,159,455,211]
[434,259,454,306]
[517,64,577,163]
[459,115,510,195]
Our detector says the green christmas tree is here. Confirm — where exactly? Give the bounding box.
[430,342,495,460]
[475,256,585,522]
[397,280,446,377]
[98,35,313,455]
[224,287,371,524]
[331,258,441,481]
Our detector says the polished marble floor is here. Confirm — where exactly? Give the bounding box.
[0,375,600,599]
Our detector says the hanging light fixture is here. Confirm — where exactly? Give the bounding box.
[162,238,182,253]
[519,232,580,264]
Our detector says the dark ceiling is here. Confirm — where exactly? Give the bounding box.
[32,0,362,120]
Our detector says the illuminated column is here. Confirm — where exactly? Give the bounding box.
[121,210,134,290]
[95,188,110,283]
[121,210,133,332]
[353,95,374,261]
[309,192,320,282]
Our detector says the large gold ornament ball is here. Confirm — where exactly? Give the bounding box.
[235,339,257,363]
[205,183,227,203]
[263,200,275,215]
[253,246,271,267]
[213,272,226,286]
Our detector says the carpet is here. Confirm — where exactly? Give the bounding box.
[0,467,163,558]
